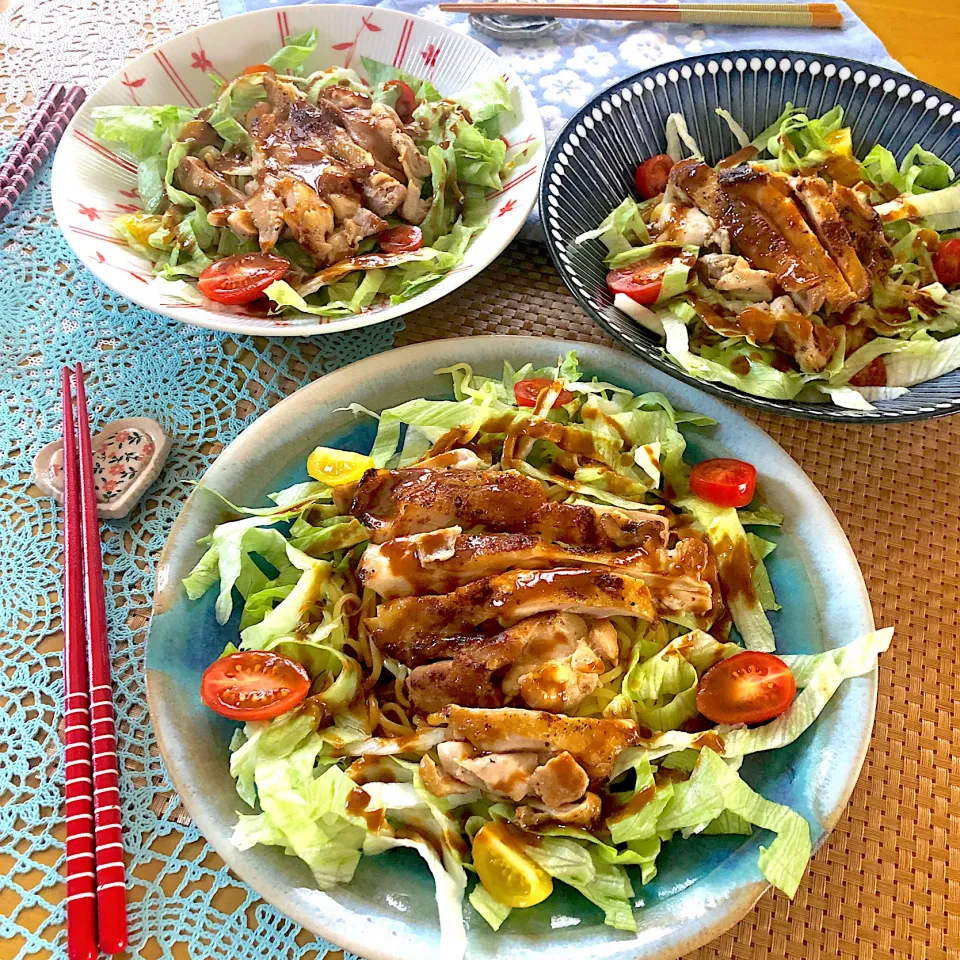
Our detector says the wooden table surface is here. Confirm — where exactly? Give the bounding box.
[2,0,959,957]
[847,0,960,97]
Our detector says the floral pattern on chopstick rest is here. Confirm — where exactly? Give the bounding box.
[33,416,171,519]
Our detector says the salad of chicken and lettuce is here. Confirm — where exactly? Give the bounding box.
[92,30,534,318]
[182,351,890,955]
[579,106,960,409]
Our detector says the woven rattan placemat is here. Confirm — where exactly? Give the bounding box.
[400,238,960,960]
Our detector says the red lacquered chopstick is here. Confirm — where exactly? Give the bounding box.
[74,364,129,955]
[61,368,99,960]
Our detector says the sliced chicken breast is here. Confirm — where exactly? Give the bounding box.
[405,613,619,713]
[671,160,827,313]
[358,529,710,613]
[717,164,857,313]
[515,792,603,830]
[437,706,642,779]
[789,176,871,301]
[348,468,668,548]
[369,569,657,660]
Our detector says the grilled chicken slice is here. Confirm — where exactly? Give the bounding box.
[831,182,895,279]
[437,742,540,801]
[245,178,285,250]
[769,296,838,373]
[418,754,476,797]
[789,176,871,301]
[273,175,335,257]
[656,199,725,248]
[437,706,643,779]
[405,613,618,713]
[671,160,826,313]
[407,658,504,713]
[369,569,657,660]
[720,296,838,373]
[348,467,668,548]
[528,752,590,808]
[434,742,591,807]
[358,529,711,614]
[717,164,857,313]
[175,156,246,207]
[362,171,408,218]
[501,618,612,712]
[177,119,221,148]
[698,253,778,301]
[515,792,603,830]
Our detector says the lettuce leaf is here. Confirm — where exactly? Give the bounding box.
[238,547,330,648]
[451,120,506,190]
[232,734,365,889]
[662,310,809,401]
[658,748,811,896]
[266,28,319,75]
[469,883,512,930]
[521,836,636,932]
[456,75,513,126]
[92,104,196,160]
[746,533,781,612]
[678,497,776,651]
[574,196,651,254]
[182,518,295,622]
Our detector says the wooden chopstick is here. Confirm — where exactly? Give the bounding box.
[74,364,129,955]
[61,368,98,960]
[439,2,844,28]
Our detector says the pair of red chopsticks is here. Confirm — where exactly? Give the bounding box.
[61,364,128,960]
[0,84,85,225]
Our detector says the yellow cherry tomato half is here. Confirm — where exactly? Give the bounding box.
[306,446,374,486]
[472,822,553,909]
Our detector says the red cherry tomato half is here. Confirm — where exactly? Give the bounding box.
[240,63,276,76]
[689,458,757,508]
[378,224,424,255]
[200,650,311,721]
[606,261,667,305]
[384,79,418,124]
[198,253,289,305]
[514,378,575,408]
[634,154,675,200]
[696,651,797,726]
[933,237,960,286]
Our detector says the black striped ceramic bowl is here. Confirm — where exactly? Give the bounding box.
[540,51,960,422]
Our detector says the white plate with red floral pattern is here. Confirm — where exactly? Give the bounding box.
[51,5,544,337]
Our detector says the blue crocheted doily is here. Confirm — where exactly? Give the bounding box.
[0,165,403,959]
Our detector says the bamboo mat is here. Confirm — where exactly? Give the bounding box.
[397,239,960,960]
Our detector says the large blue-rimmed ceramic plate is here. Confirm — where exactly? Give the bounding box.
[147,336,876,960]
[540,51,960,423]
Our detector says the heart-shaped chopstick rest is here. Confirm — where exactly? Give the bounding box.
[33,416,170,519]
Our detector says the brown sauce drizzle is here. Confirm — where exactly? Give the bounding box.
[712,534,758,606]
[607,784,656,823]
[693,730,726,754]
[735,306,777,343]
[717,146,759,169]
[346,787,386,832]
